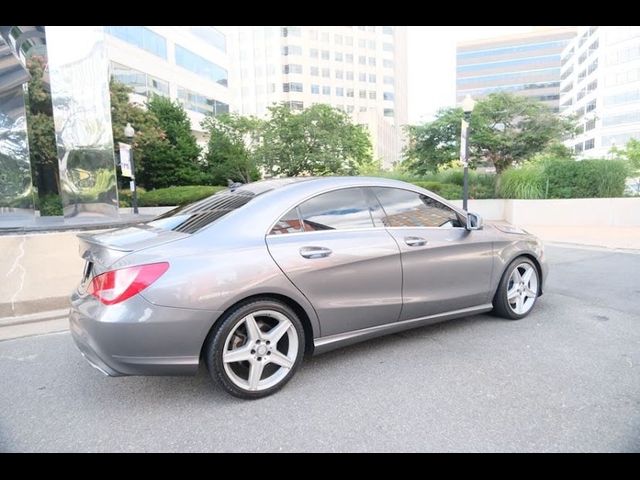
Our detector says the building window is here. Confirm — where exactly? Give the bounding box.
[359,72,367,82]
[383,91,395,101]
[584,138,595,150]
[585,118,596,131]
[383,76,394,85]
[282,45,302,56]
[111,63,169,97]
[574,142,583,153]
[106,26,167,59]
[383,26,394,35]
[335,52,343,62]
[369,73,376,83]
[322,68,330,78]
[347,88,354,97]
[586,99,597,112]
[283,82,303,92]
[359,89,367,99]
[283,64,303,74]
[336,87,344,96]
[359,106,367,112]
[335,70,344,79]
[347,105,355,113]
[289,100,304,110]
[321,50,330,60]
[345,53,354,63]
[310,48,319,58]
[368,57,376,67]
[367,40,376,50]
[177,87,229,116]
[383,42,394,52]
[359,55,367,65]
[175,45,228,86]
[346,71,354,80]
[369,91,377,100]
[188,26,226,52]
[281,26,301,37]
[310,66,319,76]
[322,86,331,95]
[358,39,366,48]
[383,59,394,68]
[384,108,394,117]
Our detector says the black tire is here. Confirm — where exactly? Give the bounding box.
[204,298,305,399]
[492,257,540,320]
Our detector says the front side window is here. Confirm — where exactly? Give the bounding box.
[372,187,463,228]
[298,188,376,231]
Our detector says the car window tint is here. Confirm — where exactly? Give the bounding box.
[270,208,304,235]
[147,191,254,234]
[299,188,375,231]
[372,187,461,228]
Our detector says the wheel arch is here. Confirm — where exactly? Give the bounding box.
[200,293,317,362]
[495,252,544,298]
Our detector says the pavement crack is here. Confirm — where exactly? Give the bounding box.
[5,236,27,315]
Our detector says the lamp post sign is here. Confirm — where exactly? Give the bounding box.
[460,119,469,166]
[119,142,132,178]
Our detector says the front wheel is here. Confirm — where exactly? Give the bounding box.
[492,257,540,320]
[204,299,305,399]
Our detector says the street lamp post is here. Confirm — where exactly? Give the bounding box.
[124,122,139,214]
[461,94,476,212]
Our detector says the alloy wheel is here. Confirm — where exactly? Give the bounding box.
[506,263,539,315]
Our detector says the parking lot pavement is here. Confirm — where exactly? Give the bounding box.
[1,245,639,452]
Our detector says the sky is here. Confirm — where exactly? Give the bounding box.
[407,26,535,124]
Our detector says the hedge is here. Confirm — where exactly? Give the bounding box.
[119,185,227,207]
[499,158,629,199]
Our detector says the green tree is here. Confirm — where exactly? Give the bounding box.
[259,103,373,176]
[141,95,202,189]
[25,56,60,200]
[404,92,577,174]
[201,112,262,184]
[109,79,167,190]
[613,138,640,172]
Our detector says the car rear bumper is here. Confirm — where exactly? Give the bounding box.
[69,290,222,376]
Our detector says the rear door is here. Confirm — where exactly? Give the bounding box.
[369,186,494,321]
[266,187,402,337]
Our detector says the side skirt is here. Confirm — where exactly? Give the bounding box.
[312,304,493,355]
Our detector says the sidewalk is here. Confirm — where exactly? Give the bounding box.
[522,225,640,251]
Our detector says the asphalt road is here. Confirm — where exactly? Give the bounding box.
[1,245,639,452]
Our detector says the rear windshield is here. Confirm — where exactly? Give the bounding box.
[147,190,255,234]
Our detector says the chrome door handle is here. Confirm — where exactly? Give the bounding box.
[404,236,427,247]
[299,246,333,259]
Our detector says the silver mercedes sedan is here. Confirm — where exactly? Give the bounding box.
[70,176,547,399]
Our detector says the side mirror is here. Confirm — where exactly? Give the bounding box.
[466,212,483,231]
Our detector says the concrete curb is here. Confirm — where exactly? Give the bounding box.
[0,308,69,342]
[0,296,70,318]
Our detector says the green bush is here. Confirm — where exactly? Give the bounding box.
[543,158,628,198]
[498,164,545,199]
[120,185,227,207]
[37,194,63,216]
[499,158,629,199]
[410,180,463,200]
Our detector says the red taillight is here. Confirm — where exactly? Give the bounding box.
[88,262,169,305]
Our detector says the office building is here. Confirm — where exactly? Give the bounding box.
[456,27,576,112]
[559,26,640,157]
[104,26,232,145]
[231,26,408,168]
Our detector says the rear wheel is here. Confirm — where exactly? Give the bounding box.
[204,299,304,399]
[492,257,540,320]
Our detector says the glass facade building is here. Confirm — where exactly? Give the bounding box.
[456,27,576,112]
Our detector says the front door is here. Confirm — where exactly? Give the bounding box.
[369,186,494,321]
[266,187,402,337]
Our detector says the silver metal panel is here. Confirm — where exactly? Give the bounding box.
[0,85,35,214]
[45,26,118,217]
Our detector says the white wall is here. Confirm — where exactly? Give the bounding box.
[451,198,640,227]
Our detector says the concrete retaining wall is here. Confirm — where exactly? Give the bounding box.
[452,198,640,227]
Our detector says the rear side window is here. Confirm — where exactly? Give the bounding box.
[147,190,254,234]
[372,187,462,228]
[270,208,304,235]
[298,187,375,231]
